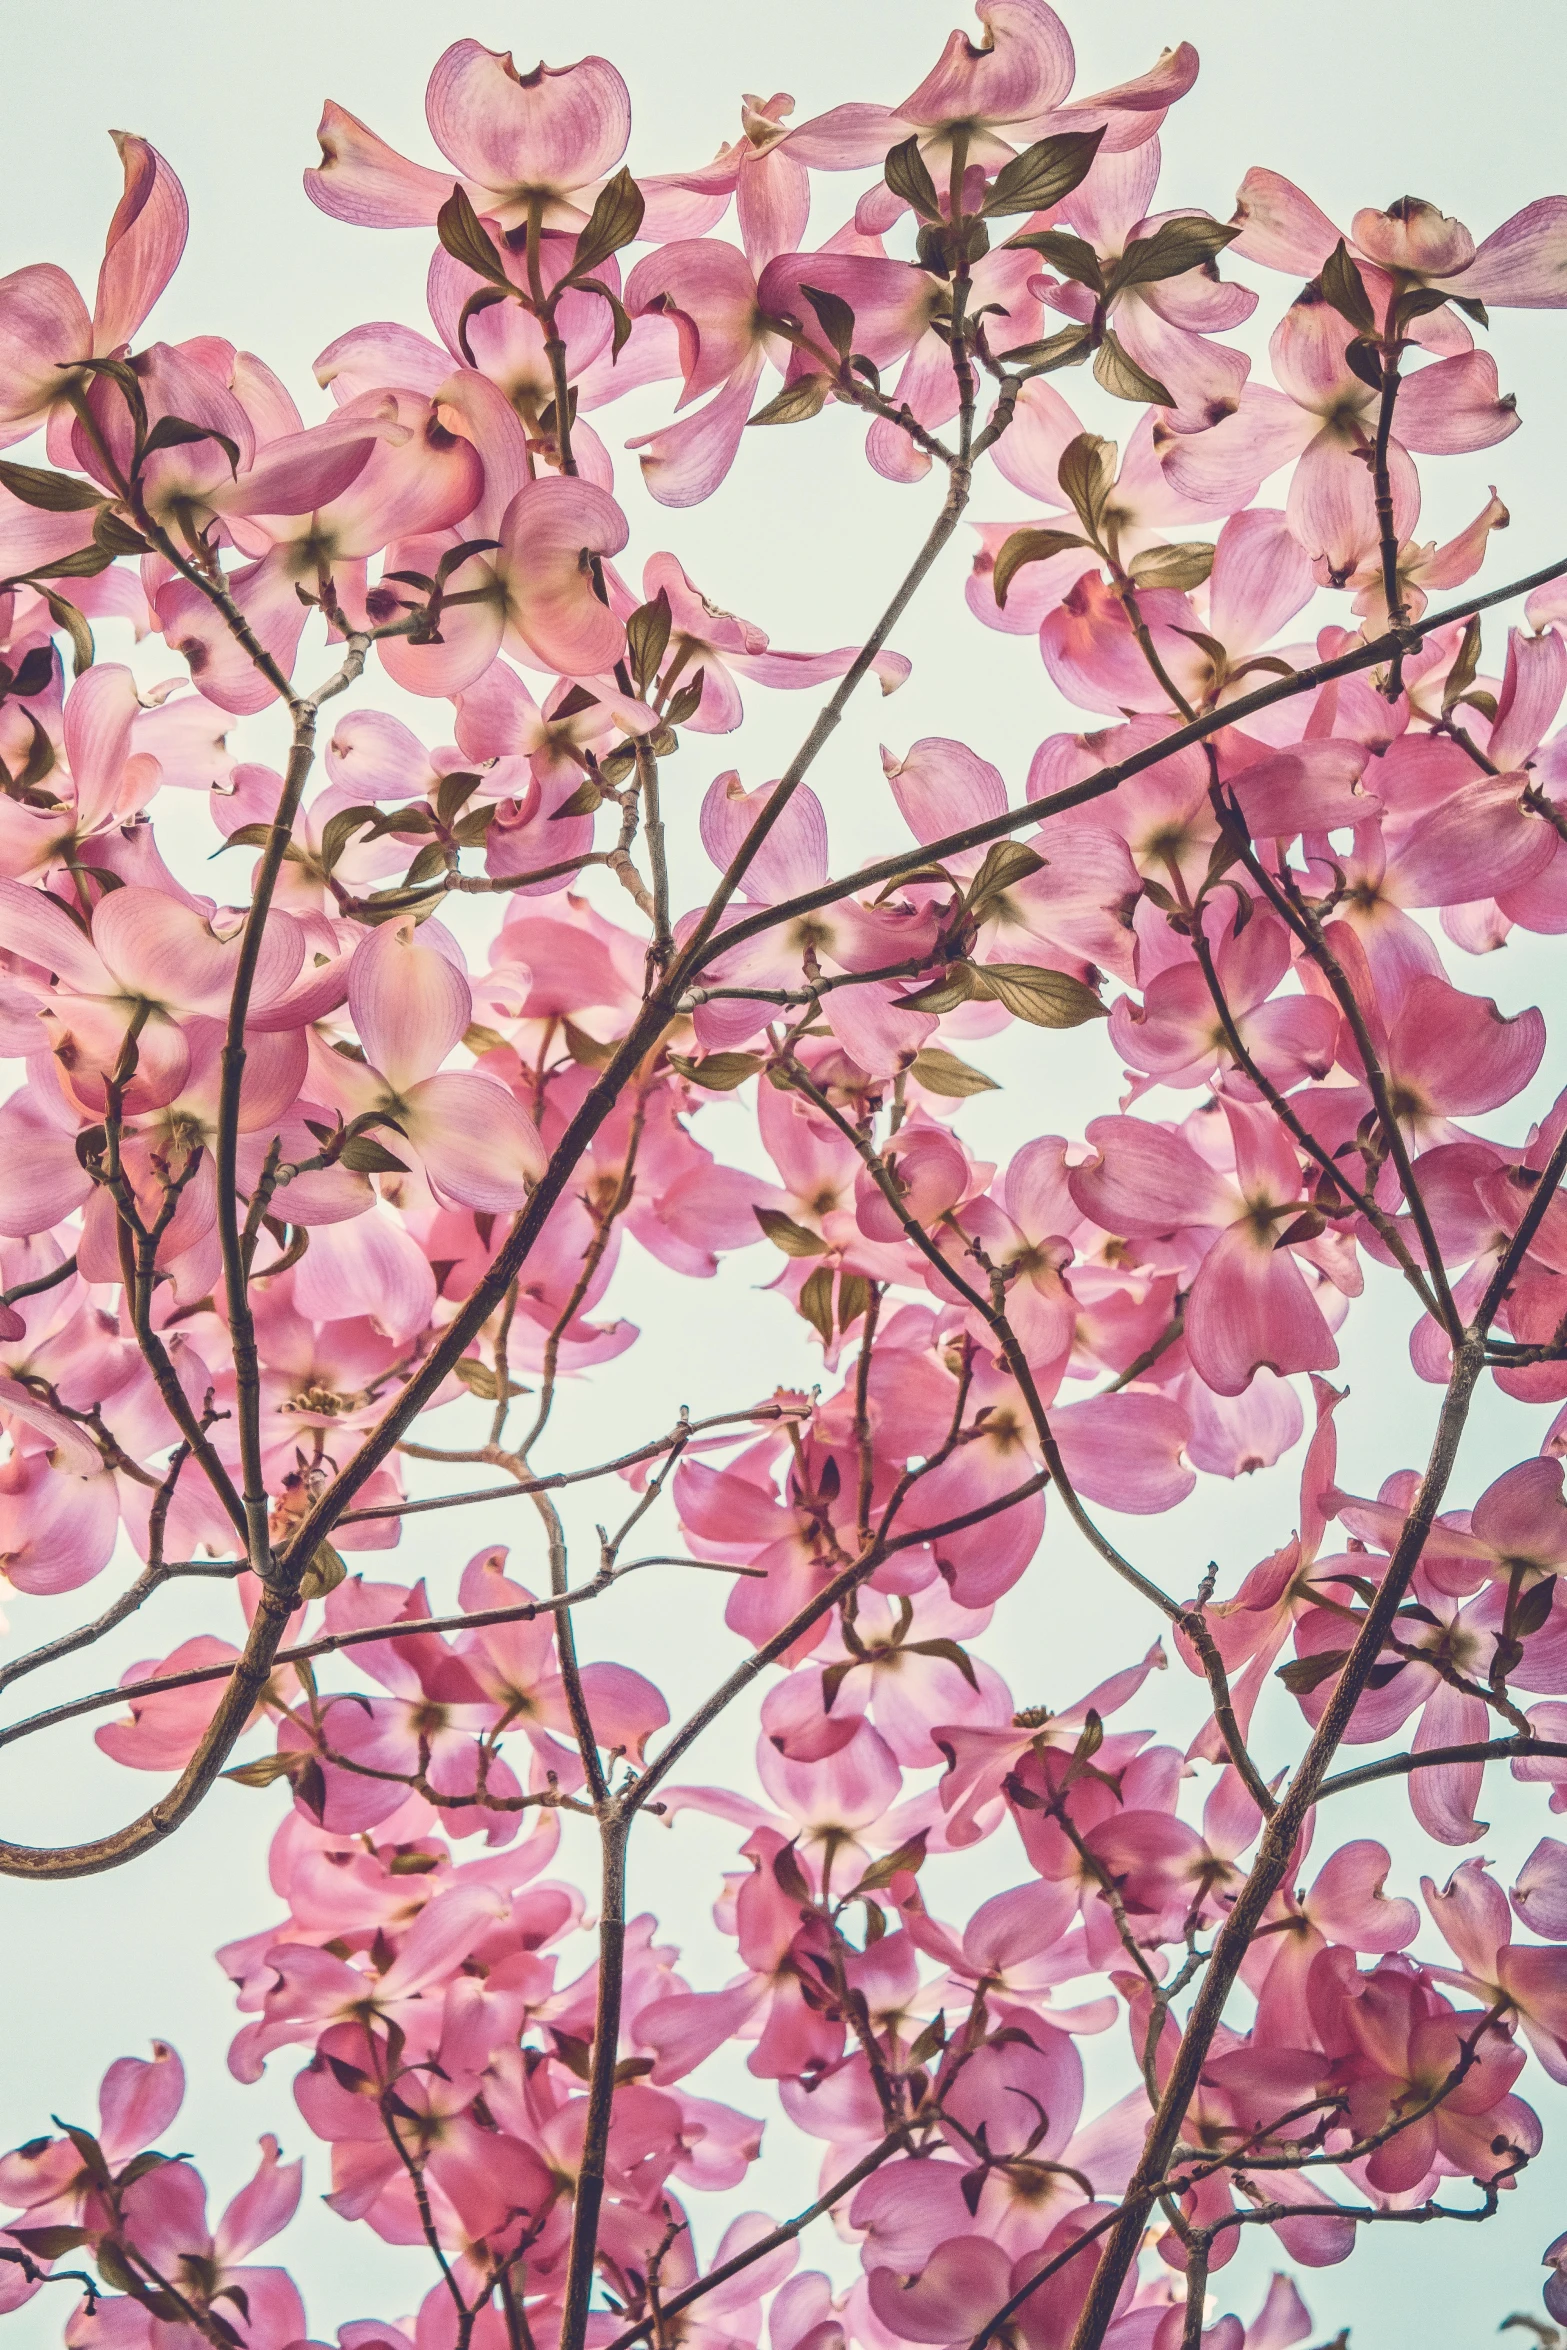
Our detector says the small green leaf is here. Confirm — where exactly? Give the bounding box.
[12,2225,91,2259]
[748,375,831,428]
[853,1831,929,1894]
[140,413,241,478]
[0,459,105,513]
[663,667,707,726]
[982,128,1105,220]
[338,1134,410,1174]
[797,1264,836,1343]
[668,1050,765,1092]
[1319,239,1376,336]
[1001,229,1105,293]
[909,1045,999,1098]
[553,773,604,819]
[41,592,94,677]
[966,837,1044,914]
[1128,541,1216,592]
[1092,331,1174,407]
[883,135,943,224]
[755,1206,830,1257]
[1056,431,1118,538]
[297,1542,348,1602]
[991,525,1089,608]
[569,167,646,281]
[1110,216,1240,292]
[801,283,856,361]
[1276,1649,1351,1696]
[626,588,673,692]
[976,963,1107,1028]
[437,185,513,287]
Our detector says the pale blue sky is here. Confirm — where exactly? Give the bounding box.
[4,5,1567,2342]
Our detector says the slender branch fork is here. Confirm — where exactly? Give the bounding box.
[4,150,1567,2350]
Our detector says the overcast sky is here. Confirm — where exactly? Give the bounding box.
[5,5,1567,2341]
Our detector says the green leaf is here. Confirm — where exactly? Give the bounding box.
[899,963,985,1016]
[994,322,1093,371]
[906,2012,947,2067]
[991,525,1089,608]
[0,459,105,512]
[754,1206,830,1257]
[1319,239,1376,336]
[435,769,483,829]
[452,1355,529,1401]
[578,278,635,360]
[797,1264,836,1343]
[564,1020,617,1068]
[404,840,450,889]
[92,505,151,557]
[454,283,514,368]
[1516,1574,1559,1639]
[1001,229,1105,293]
[16,543,117,582]
[626,588,673,692]
[338,1134,410,1174]
[319,803,380,873]
[1056,431,1117,538]
[747,375,831,428]
[41,592,94,677]
[1276,1649,1350,1696]
[801,283,856,360]
[1343,335,1384,393]
[883,135,943,224]
[569,167,646,281]
[221,1749,303,1789]
[909,1045,998,1098]
[12,2225,90,2259]
[1442,614,1483,715]
[907,1636,981,1690]
[1092,330,1174,407]
[853,1831,929,1895]
[1111,216,1240,292]
[667,1049,765,1091]
[1128,541,1216,592]
[837,1271,872,1333]
[976,962,1107,1027]
[664,667,707,726]
[552,773,604,820]
[437,184,513,287]
[966,837,1044,914]
[139,413,240,478]
[297,1542,348,1602]
[981,127,1105,219]
[772,1839,813,1905]
[463,1022,507,1057]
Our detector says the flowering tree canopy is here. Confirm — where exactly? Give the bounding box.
[8,8,1567,2347]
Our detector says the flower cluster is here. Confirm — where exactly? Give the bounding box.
[5,4,1567,2347]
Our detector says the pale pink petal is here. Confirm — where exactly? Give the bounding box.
[424,41,631,197]
[92,134,188,352]
[304,101,455,228]
[402,1072,546,1210]
[348,918,471,1092]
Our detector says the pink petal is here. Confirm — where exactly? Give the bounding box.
[98,2043,186,2163]
[348,917,471,1092]
[501,476,629,672]
[425,41,631,199]
[0,264,91,442]
[402,1071,546,1210]
[93,134,188,352]
[304,101,455,228]
[1186,1223,1338,1397]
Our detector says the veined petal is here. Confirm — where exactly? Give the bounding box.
[402,1071,546,1210]
[348,918,472,1092]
